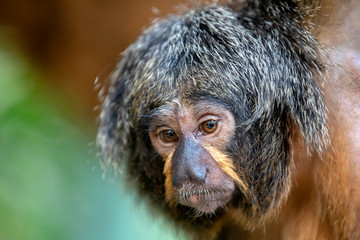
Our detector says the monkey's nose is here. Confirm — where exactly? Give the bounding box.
[171,137,209,188]
[172,161,208,188]
[186,162,208,183]
[171,160,208,188]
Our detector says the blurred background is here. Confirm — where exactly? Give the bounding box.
[0,0,190,239]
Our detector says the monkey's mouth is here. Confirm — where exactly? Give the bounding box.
[175,186,234,214]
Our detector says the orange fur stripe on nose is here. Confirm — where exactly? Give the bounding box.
[202,145,249,196]
[163,152,175,204]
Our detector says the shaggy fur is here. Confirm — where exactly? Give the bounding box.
[97,0,360,239]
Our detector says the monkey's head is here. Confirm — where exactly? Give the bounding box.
[98,4,329,229]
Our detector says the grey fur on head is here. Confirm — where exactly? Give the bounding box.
[97,0,329,228]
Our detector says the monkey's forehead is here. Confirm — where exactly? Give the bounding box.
[114,6,272,112]
[148,98,233,120]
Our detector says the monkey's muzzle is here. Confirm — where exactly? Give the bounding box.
[175,184,234,214]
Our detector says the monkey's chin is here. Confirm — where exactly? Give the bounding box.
[177,189,234,214]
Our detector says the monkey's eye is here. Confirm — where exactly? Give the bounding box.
[159,130,179,143]
[200,120,218,134]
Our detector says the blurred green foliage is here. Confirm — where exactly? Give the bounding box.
[0,38,181,240]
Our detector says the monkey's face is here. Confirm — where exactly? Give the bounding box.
[98,5,329,227]
[149,100,245,214]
